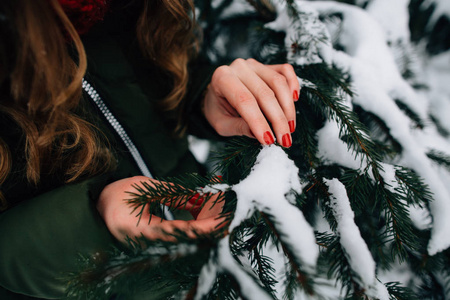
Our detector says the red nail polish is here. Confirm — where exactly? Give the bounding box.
[289,120,295,133]
[188,193,204,205]
[282,133,292,148]
[293,90,299,101]
[263,131,275,145]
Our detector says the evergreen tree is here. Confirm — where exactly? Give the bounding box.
[67,0,450,299]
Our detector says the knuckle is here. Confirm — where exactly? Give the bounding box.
[213,65,231,80]
[212,74,232,91]
[258,87,275,101]
[246,58,258,65]
[231,58,246,68]
[272,74,287,85]
[275,114,288,124]
[282,63,295,73]
[235,91,254,106]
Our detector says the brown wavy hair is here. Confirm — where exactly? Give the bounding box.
[137,0,198,132]
[0,0,197,210]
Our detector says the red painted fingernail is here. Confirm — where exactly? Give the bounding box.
[188,193,204,205]
[289,120,295,133]
[293,90,299,101]
[282,133,292,148]
[263,131,275,145]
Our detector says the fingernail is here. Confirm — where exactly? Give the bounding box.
[282,133,292,148]
[188,193,204,205]
[293,90,299,101]
[263,131,275,145]
[289,120,295,133]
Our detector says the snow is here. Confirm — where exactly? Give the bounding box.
[372,281,391,300]
[232,145,319,271]
[188,135,211,164]
[195,145,319,298]
[317,120,367,170]
[379,163,433,231]
[195,236,273,300]
[423,50,450,133]
[266,1,331,65]
[366,0,411,43]
[324,178,376,289]
[305,0,450,256]
[195,0,450,297]
[212,0,254,19]
[423,0,450,26]
[194,259,216,299]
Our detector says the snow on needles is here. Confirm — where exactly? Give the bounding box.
[195,236,272,300]
[232,145,319,271]
[324,178,376,290]
[196,145,318,297]
[305,0,450,255]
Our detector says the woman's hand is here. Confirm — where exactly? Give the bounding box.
[97,176,226,243]
[203,58,300,148]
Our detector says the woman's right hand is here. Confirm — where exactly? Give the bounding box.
[203,58,300,148]
[97,176,226,243]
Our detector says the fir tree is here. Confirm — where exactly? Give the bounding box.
[67,0,450,299]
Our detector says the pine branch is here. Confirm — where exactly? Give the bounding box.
[306,85,381,168]
[394,100,425,129]
[394,166,433,207]
[289,99,323,169]
[380,186,419,260]
[385,282,419,300]
[126,174,223,223]
[294,65,382,175]
[296,63,427,262]
[208,273,241,300]
[245,0,276,21]
[212,136,262,184]
[251,249,278,297]
[427,149,450,172]
[315,232,365,298]
[353,104,403,156]
[260,212,316,296]
[66,231,220,299]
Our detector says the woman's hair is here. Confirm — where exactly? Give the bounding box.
[137,0,198,132]
[0,0,197,209]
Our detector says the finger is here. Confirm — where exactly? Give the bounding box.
[196,193,225,220]
[247,59,297,133]
[267,63,301,102]
[210,114,255,138]
[140,216,227,241]
[208,70,276,145]
[123,177,202,213]
[229,59,292,147]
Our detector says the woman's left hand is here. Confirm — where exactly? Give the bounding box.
[203,58,300,148]
[97,176,226,244]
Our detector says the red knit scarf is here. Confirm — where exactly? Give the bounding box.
[58,0,109,35]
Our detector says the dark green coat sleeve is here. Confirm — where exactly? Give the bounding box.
[0,177,121,299]
[184,60,222,140]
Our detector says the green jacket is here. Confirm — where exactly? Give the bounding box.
[0,5,216,299]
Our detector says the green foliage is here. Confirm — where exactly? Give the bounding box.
[67,0,450,299]
[409,0,450,55]
[66,232,221,300]
[126,173,224,223]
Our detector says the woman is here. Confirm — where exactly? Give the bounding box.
[0,0,299,298]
